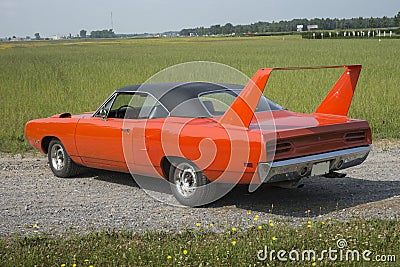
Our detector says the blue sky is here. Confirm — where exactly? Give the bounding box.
[1,0,399,37]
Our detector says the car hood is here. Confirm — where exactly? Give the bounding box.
[49,112,93,119]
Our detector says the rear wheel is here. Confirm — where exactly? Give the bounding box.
[48,139,80,177]
[169,159,215,207]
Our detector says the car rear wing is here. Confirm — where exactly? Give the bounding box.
[219,65,362,128]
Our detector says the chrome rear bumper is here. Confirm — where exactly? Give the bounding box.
[258,145,371,183]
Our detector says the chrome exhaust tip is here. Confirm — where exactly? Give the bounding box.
[336,160,344,169]
[299,166,308,177]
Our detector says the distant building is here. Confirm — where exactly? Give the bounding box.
[48,34,67,40]
[297,25,304,32]
[307,25,318,31]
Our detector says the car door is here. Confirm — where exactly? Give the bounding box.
[75,92,168,173]
[74,92,138,171]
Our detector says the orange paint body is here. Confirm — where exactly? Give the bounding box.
[25,65,372,184]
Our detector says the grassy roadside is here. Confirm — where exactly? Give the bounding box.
[1,218,398,266]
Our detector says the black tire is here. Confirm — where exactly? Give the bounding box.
[168,159,216,207]
[47,139,81,178]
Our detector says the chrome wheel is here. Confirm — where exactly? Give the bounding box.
[169,159,215,207]
[50,144,65,171]
[173,162,198,198]
[47,139,81,178]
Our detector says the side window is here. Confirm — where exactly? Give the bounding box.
[94,94,116,118]
[98,92,169,119]
[137,94,169,119]
[199,91,237,116]
[106,93,137,119]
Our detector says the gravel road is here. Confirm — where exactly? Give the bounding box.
[1,141,399,237]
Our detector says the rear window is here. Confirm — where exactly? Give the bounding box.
[199,90,284,117]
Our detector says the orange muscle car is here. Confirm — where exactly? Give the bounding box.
[25,65,372,206]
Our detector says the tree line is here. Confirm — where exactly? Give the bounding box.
[179,12,400,36]
[79,29,116,38]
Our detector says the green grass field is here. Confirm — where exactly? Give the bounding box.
[0,36,399,152]
[1,37,399,265]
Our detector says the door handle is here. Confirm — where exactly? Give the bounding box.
[121,128,130,133]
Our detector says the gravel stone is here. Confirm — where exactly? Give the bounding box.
[0,141,399,237]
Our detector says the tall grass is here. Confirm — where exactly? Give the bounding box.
[0,37,399,152]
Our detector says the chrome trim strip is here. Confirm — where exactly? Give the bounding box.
[258,145,371,183]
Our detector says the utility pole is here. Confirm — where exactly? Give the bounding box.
[111,12,114,30]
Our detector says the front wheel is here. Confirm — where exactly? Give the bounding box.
[48,139,81,178]
[169,159,216,207]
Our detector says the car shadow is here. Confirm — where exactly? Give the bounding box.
[81,169,400,218]
[210,177,400,217]
[84,168,173,194]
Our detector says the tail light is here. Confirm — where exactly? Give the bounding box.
[267,141,293,155]
[345,132,366,142]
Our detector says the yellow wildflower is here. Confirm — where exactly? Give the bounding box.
[258,225,262,230]
[272,236,277,241]
[167,255,172,259]
[231,240,237,245]
[321,221,325,225]
[196,223,201,227]
[231,227,237,232]
[210,223,214,227]
[269,222,274,227]
[183,249,188,255]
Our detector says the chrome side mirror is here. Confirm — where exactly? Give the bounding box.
[100,108,108,120]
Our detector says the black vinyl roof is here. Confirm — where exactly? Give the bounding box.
[112,82,283,118]
[116,82,244,117]
[116,82,243,98]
